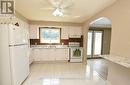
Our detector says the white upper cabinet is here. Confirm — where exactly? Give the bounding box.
[61,26,83,39]
[68,26,82,36]
[61,26,69,39]
[29,25,83,39]
[29,25,39,39]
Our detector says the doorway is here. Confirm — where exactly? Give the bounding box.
[87,17,112,59]
[87,30,103,58]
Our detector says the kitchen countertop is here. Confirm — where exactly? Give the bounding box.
[100,55,130,68]
[30,45,83,49]
[30,45,69,49]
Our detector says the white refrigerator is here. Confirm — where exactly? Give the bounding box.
[0,24,30,85]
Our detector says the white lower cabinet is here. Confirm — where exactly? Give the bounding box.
[31,48,69,61]
[29,49,34,64]
[55,49,69,60]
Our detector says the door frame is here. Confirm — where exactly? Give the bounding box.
[87,28,104,58]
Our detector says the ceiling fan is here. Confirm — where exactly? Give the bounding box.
[40,0,80,18]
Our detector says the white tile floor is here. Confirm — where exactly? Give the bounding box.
[22,62,112,85]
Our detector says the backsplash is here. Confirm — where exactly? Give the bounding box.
[30,35,83,47]
[30,39,69,45]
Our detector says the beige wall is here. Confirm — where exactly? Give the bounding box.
[83,0,130,59]
[15,11,29,24]
[83,24,89,62]
[0,11,29,25]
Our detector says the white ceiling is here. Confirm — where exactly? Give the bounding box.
[16,0,117,23]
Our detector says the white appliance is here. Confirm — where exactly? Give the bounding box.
[0,24,29,85]
[69,42,83,62]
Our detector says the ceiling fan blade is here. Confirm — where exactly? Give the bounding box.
[61,15,80,18]
[40,7,54,10]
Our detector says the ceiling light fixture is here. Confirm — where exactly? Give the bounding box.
[52,8,63,16]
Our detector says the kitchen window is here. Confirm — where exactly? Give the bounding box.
[39,27,61,43]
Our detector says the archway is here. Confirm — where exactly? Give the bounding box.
[87,17,112,59]
[86,17,112,80]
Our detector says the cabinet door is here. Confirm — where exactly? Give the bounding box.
[61,26,69,39]
[63,49,69,60]
[29,25,39,39]
[68,26,82,36]
[33,49,40,61]
[33,49,48,61]
[48,49,56,61]
[39,49,50,61]
[55,49,63,60]
[29,49,34,64]
[55,49,69,61]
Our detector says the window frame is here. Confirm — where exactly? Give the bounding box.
[39,27,61,44]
